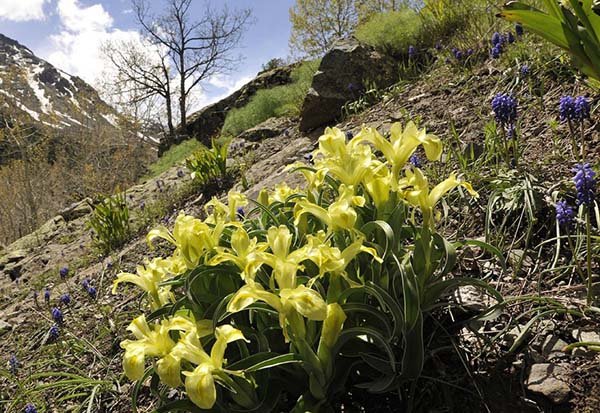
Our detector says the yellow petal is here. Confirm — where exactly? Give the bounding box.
[184,364,216,409]
[280,285,327,321]
[122,343,146,381]
[320,303,347,349]
[211,325,248,367]
[156,353,182,387]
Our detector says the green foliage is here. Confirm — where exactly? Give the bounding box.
[87,191,130,255]
[222,60,319,137]
[261,57,286,72]
[185,139,229,185]
[501,0,600,82]
[355,9,422,56]
[144,139,203,180]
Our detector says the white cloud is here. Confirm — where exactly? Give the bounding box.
[43,0,139,86]
[0,0,48,21]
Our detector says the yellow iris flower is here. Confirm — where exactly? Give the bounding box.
[209,227,267,281]
[171,325,248,409]
[294,185,365,232]
[205,190,248,223]
[357,122,442,189]
[120,315,196,382]
[399,168,478,227]
[147,212,224,269]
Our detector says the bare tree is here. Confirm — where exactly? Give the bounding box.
[102,39,176,139]
[133,0,252,142]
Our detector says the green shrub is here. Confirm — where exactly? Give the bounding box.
[144,139,203,180]
[185,139,229,186]
[355,9,422,56]
[222,60,319,137]
[87,191,130,254]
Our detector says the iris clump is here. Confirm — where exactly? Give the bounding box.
[52,307,64,325]
[555,200,574,227]
[573,163,597,206]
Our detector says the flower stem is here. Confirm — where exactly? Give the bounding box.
[586,209,594,305]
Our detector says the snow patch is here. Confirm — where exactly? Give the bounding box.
[101,113,119,127]
[27,65,52,113]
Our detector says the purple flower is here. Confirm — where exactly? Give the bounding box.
[507,32,515,44]
[81,278,90,291]
[236,207,245,220]
[48,325,60,341]
[574,96,590,121]
[491,93,518,125]
[515,23,524,36]
[573,163,597,206]
[409,153,422,168]
[87,287,97,299]
[435,41,442,51]
[408,45,416,58]
[345,131,353,140]
[52,307,63,325]
[559,96,576,122]
[9,354,18,375]
[44,288,50,304]
[60,294,71,306]
[492,32,503,46]
[140,201,146,211]
[555,200,575,227]
[491,46,501,59]
[521,65,530,76]
[24,404,37,413]
[454,50,464,60]
[466,49,473,56]
[59,267,68,279]
[303,153,314,164]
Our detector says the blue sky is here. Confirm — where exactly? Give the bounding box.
[0,0,295,110]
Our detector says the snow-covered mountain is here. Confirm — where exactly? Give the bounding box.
[0,33,121,133]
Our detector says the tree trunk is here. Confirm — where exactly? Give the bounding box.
[179,50,187,131]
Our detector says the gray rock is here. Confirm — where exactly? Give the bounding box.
[526,363,570,404]
[453,285,494,312]
[299,36,396,132]
[236,117,294,142]
[571,329,600,343]
[59,198,92,222]
[540,335,568,360]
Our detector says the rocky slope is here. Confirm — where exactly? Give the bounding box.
[1,35,599,412]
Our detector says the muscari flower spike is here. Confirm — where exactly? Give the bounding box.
[555,200,575,227]
[44,288,50,304]
[24,404,37,413]
[236,207,245,220]
[60,294,71,305]
[491,45,501,59]
[49,324,60,341]
[52,307,64,324]
[573,163,597,206]
[492,32,503,46]
[507,32,515,44]
[491,93,518,125]
[574,96,590,121]
[59,267,69,279]
[516,23,524,36]
[559,96,576,122]
[9,354,18,375]
[408,45,416,58]
[435,41,442,51]
[409,153,422,168]
[88,287,97,299]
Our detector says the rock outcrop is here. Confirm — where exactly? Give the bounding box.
[299,36,397,132]
[171,64,298,153]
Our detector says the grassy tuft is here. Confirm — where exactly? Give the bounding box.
[221,60,319,137]
[355,9,422,57]
[143,139,203,180]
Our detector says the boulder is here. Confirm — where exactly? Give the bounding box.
[59,198,92,222]
[526,363,571,404]
[170,64,298,153]
[236,117,295,142]
[299,36,396,132]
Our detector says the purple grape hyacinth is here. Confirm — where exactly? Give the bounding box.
[59,267,69,279]
[491,46,501,59]
[236,207,245,220]
[574,96,590,121]
[24,404,37,413]
[9,354,18,375]
[559,96,576,122]
[521,65,530,76]
[492,93,518,125]
[60,294,71,306]
[555,200,575,227]
[44,288,50,304]
[408,45,416,58]
[409,153,422,168]
[515,23,524,36]
[88,287,97,299]
[48,325,60,341]
[52,307,64,324]
[492,32,503,46]
[573,163,597,206]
